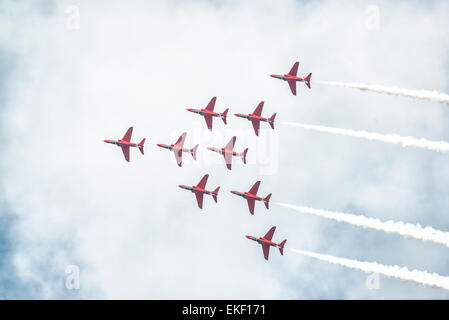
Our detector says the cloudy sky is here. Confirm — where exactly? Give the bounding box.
[1,0,449,299]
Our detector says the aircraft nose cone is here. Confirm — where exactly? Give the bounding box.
[245,235,251,239]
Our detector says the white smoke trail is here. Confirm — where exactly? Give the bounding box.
[290,248,449,291]
[278,203,449,248]
[319,81,449,105]
[283,122,449,153]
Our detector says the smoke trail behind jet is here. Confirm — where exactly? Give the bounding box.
[278,203,449,248]
[319,81,449,105]
[283,122,449,153]
[290,248,449,291]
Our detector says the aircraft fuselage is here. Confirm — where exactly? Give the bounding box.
[187,108,221,117]
[157,144,191,153]
[230,190,263,202]
[104,139,138,148]
[245,235,280,248]
[234,113,270,123]
[179,185,212,195]
[207,147,240,157]
[270,74,305,82]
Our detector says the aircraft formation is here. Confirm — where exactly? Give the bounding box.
[104,61,311,260]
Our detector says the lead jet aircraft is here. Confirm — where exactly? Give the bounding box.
[104,127,145,162]
[246,226,287,260]
[207,136,248,170]
[179,174,220,209]
[157,132,198,167]
[187,96,229,131]
[234,101,276,136]
[270,61,312,95]
[230,181,272,215]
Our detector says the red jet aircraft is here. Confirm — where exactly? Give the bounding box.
[157,132,198,167]
[230,181,272,215]
[179,174,220,209]
[270,61,312,95]
[234,101,276,136]
[187,96,229,131]
[104,127,145,162]
[246,226,287,260]
[207,136,248,170]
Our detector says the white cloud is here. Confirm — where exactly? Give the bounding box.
[1,0,449,298]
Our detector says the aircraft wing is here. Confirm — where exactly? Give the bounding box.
[251,118,260,136]
[288,80,297,96]
[252,102,264,116]
[223,151,233,170]
[288,61,299,76]
[246,199,255,215]
[195,192,204,209]
[174,132,186,148]
[204,115,213,130]
[248,181,260,195]
[122,127,133,142]
[225,136,236,151]
[205,96,216,111]
[263,226,276,241]
[261,243,270,260]
[196,174,209,189]
[174,149,183,167]
[121,145,131,162]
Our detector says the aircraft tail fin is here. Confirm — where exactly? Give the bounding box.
[241,148,248,164]
[305,73,312,89]
[263,193,272,209]
[269,113,276,129]
[191,144,199,160]
[279,240,287,255]
[221,108,229,125]
[138,138,145,155]
[212,186,220,203]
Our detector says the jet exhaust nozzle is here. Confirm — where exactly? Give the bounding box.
[269,113,276,129]
[263,193,272,209]
[279,239,287,255]
[191,144,199,160]
[241,148,248,164]
[138,138,146,155]
[212,186,220,203]
[221,108,229,125]
[305,73,312,89]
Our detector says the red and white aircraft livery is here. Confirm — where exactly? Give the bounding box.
[187,96,229,131]
[157,132,198,167]
[246,226,287,261]
[270,61,312,95]
[104,127,145,162]
[234,101,276,136]
[230,181,272,215]
[179,174,220,209]
[207,136,248,170]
